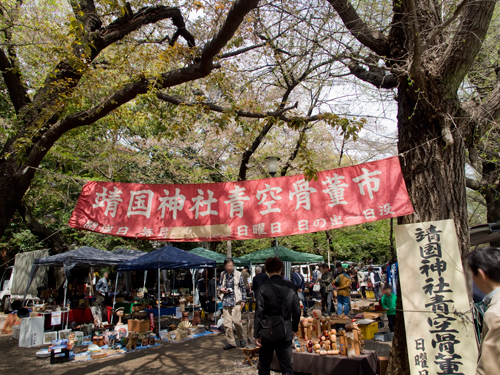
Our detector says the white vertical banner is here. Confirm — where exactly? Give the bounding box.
[395,219,478,375]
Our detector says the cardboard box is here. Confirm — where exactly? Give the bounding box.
[19,317,44,348]
[127,319,150,332]
[168,329,188,342]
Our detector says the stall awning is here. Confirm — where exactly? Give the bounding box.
[118,245,216,271]
[470,223,500,246]
[240,246,324,263]
[188,247,250,266]
[33,246,134,268]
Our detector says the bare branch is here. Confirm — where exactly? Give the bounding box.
[157,92,298,120]
[281,126,310,176]
[326,0,387,55]
[347,60,398,89]
[439,0,496,95]
[466,177,483,191]
[238,120,275,181]
[421,0,470,51]
[219,42,267,59]
[200,0,259,70]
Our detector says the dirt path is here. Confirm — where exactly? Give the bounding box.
[0,298,392,375]
[0,330,257,375]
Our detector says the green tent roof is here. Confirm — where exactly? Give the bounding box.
[240,246,324,263]
[188,247,250,266]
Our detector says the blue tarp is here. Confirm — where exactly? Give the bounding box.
[117,245,216,271]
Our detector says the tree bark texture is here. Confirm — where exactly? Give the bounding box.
[325,0,496,373]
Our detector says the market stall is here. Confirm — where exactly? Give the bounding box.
[22,247,142,328]
[117,245,216,333]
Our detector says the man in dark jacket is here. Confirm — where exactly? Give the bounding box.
[291,267,305,311]
[255,257,301,375]
[252,266,269,297]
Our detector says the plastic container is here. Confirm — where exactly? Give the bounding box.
[359,322,378,340]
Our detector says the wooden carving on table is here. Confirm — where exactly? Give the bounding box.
[181,312,189,322]
[126,332,138,351]
[192,311,201,326]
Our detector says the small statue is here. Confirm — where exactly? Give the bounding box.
[115,307,125,326]
[192,311,201,326]
[126,332,138,351]
[68,333,75,350]
[181,312,189,323]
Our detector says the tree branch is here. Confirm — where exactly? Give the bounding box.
[326,0,387,55]
[238,120,275,181]
[156,92,298,120]
[347,60,398,89]
[25,0,260,168]
[472,79,500,128]
[68,0,101,32]
[281,126,310,176]
[199,0,259,70]
[407,0,422,77]
[0,47,30,113]
[17,201,68,254]
[421,0,470,50]
[219,42,268,59]
[466,177,483,191]
[439,0,496,95]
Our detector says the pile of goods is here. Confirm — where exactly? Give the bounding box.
[294,310,365,358]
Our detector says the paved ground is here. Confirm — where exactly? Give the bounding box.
[0,297,392,374]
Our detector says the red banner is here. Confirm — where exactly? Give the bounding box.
[69,157,413,241]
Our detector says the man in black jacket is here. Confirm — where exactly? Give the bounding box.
[255,257,301,375]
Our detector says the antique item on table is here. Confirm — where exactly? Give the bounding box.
[126,332,138,351]
[115,307,125,326]
[339,331,347,356]
[88,344,100,352]
[346,331,356,358]
[179,298,186,312]
[58,329,72,340]
[93,335,104,347]
[90,306,103,328]
[181,311,189,322]
[307,340,313,353]
[67,333,75,350]
[178,320,193,330]
[115,325,128,339]
[43,331,58,345]
[192,311,201,326]
[90,352,108,360]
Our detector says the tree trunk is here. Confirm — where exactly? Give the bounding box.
[0,160,38,239]
[386,79,469,375]
[480,161,500,247]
